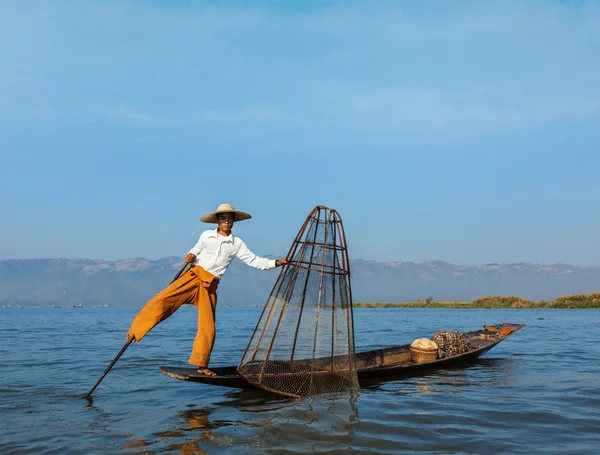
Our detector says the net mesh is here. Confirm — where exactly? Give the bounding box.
[237,206,358,398]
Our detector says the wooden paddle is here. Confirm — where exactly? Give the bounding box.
[83,261,191,398]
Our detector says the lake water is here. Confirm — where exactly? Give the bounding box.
[1,306,599,454]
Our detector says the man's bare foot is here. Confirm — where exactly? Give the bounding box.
[197,367,216,376]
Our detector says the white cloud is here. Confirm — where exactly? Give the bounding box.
[102,105,286,127]
[104,107,175,127]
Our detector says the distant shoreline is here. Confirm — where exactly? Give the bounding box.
[3,293,600,309]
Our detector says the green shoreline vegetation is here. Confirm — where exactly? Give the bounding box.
[354,292,600,309]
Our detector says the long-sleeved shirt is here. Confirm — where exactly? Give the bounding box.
[187,229,276,278]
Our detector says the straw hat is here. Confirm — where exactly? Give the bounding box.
[200,203,252,224]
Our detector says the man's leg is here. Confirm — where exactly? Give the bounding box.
[129,268,199,341]
[189,280,218,374]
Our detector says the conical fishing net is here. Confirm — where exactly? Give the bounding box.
[237,206,358,398]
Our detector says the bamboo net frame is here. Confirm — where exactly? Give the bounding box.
[237,206,358,398]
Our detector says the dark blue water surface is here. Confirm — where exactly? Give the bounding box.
[1,307,599,454]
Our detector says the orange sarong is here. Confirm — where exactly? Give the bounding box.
[130,265,219,367]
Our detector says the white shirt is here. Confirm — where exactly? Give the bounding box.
[188,229,277,278]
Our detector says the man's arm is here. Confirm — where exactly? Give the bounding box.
[236,241,288,270]
[186,232,206,263]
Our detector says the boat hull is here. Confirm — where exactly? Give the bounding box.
[159,323,525,393]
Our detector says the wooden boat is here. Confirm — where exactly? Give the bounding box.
[159,323,525,393]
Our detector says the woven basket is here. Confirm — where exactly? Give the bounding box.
[410,346,438,364]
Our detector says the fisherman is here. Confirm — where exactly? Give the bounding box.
[126,203,288,376]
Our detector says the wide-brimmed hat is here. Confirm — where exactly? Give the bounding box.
[200,203,252,224]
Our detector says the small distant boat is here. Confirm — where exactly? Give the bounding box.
[159,323,525,393]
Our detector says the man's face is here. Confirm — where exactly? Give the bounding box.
[217,213,235,233]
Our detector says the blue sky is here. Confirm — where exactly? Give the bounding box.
[1,0,599,266]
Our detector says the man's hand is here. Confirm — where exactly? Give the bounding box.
[276,258,289,267]
[185,253,197,263]
[126,328,137,343]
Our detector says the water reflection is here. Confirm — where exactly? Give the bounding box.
[361,357,521,396]
[251,394,360,453]
[121,408,215,454]
[161,409,214,455]
[120,392,360,454]
[214,388,297,411]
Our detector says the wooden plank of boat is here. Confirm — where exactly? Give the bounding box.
[159,323,525,392]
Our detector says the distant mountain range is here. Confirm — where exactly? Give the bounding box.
[1,257,599,307]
